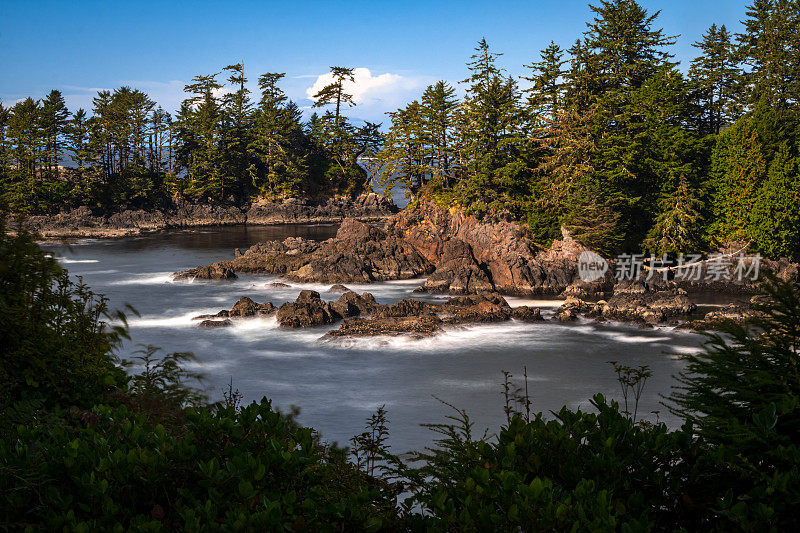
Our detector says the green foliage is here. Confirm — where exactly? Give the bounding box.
[0,220,128,412]
[644,173,705,254]
[668,276,800,529]
[0,399,399,531]
[709,105,800,259]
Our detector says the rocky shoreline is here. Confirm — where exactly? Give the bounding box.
[175,200,799,337]
[19,193,397,239]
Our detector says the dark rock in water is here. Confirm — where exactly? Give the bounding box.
[331,291,378,318]
[555,297,599,322]
[277,290,337,328]
[192,310,231,320]
[679,302,757,331]
[230,296,276,317]
[193,297,274,320]
[198,319,232,328]
[266,281,291,288]
[437,293,512,324]
[174,263,237,281]
[371,298,436,319]
[325,315,443,338]
[512,306,543,322]
[602,287,696,324]
[328,284,351,293]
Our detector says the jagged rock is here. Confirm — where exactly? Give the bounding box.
[276,290,337,328]
[174,263,237,280]
[386,202,601,295]
[435,293,512,324]
[193,297,275,320]
[328,284,351,293]
[230,296,276,317]
[197,319,232,328]
[266,281,291,288]
[330,291,378,318]
[419,238,493,294]
[512,306,544,322]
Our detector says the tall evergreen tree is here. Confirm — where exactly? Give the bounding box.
[456,39,528,214]
[40,90,69,177]
[737,0,800,109]
[689,24,741,135]
[421,81,459,189]
[523,41,567,123]
[580,0,681,247]
[221,63,253,197]
[176,73,224,200]
[643,174,704,254]
[248,73,308,198]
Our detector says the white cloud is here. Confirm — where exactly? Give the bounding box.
[305,67,432,122]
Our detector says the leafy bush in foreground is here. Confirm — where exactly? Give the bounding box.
[2,219,800,531]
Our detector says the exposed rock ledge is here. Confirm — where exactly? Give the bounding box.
[20,193,397,239]
[192,290,543,338]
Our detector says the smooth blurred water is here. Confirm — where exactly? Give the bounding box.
[42,226,702,452]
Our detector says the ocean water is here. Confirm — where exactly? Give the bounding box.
[42,225,703,452]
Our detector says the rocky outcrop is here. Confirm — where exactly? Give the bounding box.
[330,291,378,318]
[193,296,276,321]
[387,202,600,296]
[417,238,494,294]
[180,219,434,283]
[324,315,443,338]
[512,306,544,322]
[276,290,338,328]
[328,284,351,293]
[324,292,516,338]
[175,201,607,296]
[197,319,233,328]
[22,194,397,239]
[195,289,542,337]
[600,284,696,324]
[175,264,238,281]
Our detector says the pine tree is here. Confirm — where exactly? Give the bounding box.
[748,142,800,259]
[221,63,253,198]
[312,66,355,128]
[523,41,567,123]
[534,107,621,252]
[378,100,427,198]
[737,0,800,109]
[456,39,528,214]
[248,73,308,198]
[176,73,224,200]
[421,81,459,189]
[579,0,681,247]
[643,174,704,254]
[689,24,742,135]
[40,90,69,177]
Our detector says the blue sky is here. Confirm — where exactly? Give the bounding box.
[1,0,748,122]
